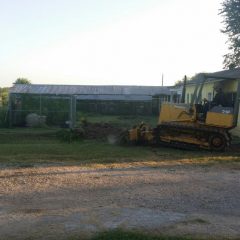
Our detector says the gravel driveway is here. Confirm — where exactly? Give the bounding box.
[0,163,239,239]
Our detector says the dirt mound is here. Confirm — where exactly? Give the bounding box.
[79,122,125,140]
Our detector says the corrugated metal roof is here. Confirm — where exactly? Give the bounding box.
[207,67,240,79]
[76,94,152,101]
[187,67,240,85]
[10,84,171,96]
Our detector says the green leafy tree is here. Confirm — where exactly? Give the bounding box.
[14,78,31,84]
[220,0,240,69]
[174,76,190,86]
[0,87,9,106]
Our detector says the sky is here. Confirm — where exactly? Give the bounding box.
[0,0,228,87]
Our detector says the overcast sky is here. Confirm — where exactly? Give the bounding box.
[0,0,227,87]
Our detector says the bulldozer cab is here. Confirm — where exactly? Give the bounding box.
[159,73,240,129]
[192,73,240,129]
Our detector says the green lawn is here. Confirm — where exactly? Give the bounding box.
[0,140,154,165]
[0,128,153,166]
[91,231,193,240]
[69,230,198,240]
[0,127,240,168]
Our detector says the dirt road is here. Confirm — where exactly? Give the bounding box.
[0,163,239,239]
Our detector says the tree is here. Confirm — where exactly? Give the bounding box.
[0,87,9,106]
[220,0,240,69]
[14,78,31,84]
[174,76,190,86]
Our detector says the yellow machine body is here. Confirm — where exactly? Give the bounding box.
[129,128,138,142]
[128,123,154,143]
[158,103,195,124]
[128,102,235,151]
[159,103,234,128]
[127,74,239,151]
[205,111,234,128]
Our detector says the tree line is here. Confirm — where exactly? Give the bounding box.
[0,78,31,107]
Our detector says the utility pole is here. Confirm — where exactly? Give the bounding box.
[162,73,164,86]
[181,75,187,103]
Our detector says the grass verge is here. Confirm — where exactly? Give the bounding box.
[0,128,239,168]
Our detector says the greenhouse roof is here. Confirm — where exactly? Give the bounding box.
[187,67,240,85]
[76,94,152,101]
[10,84,171,96]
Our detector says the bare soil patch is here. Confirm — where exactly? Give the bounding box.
[80,122,124,140]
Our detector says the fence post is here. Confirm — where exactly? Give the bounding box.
[69,95,77,129]
[69,96,72,128]
[39,94,42,115]
[8,93,12,128]
[72,95,76,128]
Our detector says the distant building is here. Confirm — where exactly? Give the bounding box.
[185,68,240,104]
[169,85,183,103]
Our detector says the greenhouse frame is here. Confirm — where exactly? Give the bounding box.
[9,84,174,127]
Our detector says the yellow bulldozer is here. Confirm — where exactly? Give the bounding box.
[128,73,240,151]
